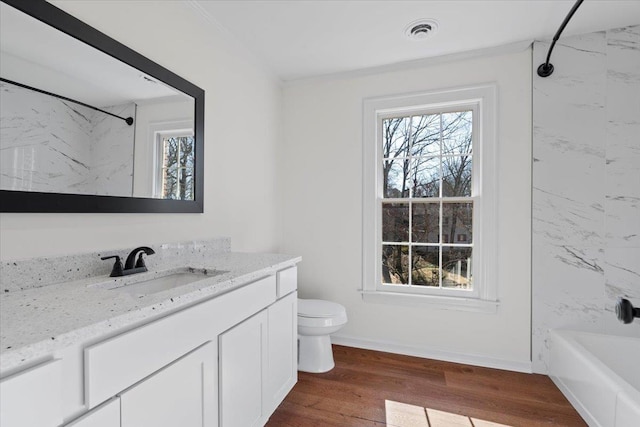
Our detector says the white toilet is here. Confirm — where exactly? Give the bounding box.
[297,299,348,373]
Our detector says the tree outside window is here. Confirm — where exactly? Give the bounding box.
[158,135,195,200]
[381,110,473,290]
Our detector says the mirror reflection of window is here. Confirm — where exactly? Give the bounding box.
[155,131,194,200]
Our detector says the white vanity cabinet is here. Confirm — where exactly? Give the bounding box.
[68,342,215,427]
[219,310,268,427]
[65,339,217,427]
[119,342,216,427]
[265,291,297,415]
[219,268,298,427]
[1,265,298,427]
[0,359,63,427]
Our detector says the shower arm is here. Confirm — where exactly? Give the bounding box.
[0,77,134,126]
[537,0,585,78]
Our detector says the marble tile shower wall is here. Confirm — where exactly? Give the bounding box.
[0,81,134,196]
[89,103,136,197]
[1,81,92,192]
[532,26,640,373]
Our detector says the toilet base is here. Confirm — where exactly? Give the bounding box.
[298,334,335,373]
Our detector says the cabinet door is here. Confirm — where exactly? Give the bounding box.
[65,398,120,427]
[120,341,217,427]
[219,310,268,427]
[265,291,297,415]
[0,359,62,427]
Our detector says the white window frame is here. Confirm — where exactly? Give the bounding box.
[151,120,194,199]
[362,84,498,312]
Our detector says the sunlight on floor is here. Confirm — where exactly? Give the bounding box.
[385,400,513,427]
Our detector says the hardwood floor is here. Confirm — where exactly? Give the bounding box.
[266,345,586,427]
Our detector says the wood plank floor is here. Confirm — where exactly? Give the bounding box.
[266,345,586,427]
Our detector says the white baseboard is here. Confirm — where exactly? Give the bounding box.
[330,334,532,374]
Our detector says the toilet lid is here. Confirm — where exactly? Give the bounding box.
[298,299,346,318]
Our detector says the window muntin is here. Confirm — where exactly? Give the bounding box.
[379,107,475,293]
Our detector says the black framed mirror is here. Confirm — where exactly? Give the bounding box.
[0,0,204,213]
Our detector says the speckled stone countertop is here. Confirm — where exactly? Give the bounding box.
[0,251,301,373]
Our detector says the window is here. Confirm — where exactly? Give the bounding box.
[362,85,498,311]
[154,130,195,200]
[381,110,473,289]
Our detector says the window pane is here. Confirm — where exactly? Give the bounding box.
[179,136,195,169]
[442,202,473,244]
[384,160,409,198]
[382,117,410,159]
[162,167,177,199]
[178,168,194,201]
[163,137,179,169]
[382,203,409,242]
[442,246,472,289]
[412,246,440,287]
[411,157,439,198]
[442,111,472,155]
[412,203,440,243]
[442,155,472,197]
[382,245,409,284]
[410,114,440,157]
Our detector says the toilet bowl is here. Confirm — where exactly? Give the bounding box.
[297,299,347,373]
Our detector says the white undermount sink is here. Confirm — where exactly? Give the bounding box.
[91,267,228,296]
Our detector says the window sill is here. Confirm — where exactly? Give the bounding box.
[361,291,499,313]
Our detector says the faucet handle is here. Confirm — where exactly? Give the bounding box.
[101,255,124,277]
[134,253,148,269]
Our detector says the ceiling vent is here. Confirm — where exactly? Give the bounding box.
[405,19,439,41]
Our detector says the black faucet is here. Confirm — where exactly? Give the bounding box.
[125,246,155,271]
[101,246,155,277]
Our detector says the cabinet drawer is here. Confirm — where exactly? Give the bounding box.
[0,359,62,427]
[276,267,297,298]
[85,275,276,408]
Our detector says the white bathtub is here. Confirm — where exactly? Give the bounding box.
[549,330,640,427]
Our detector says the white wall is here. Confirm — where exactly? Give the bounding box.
[532,26,640,373]
[0,1,282,259]
[281,49,533,370]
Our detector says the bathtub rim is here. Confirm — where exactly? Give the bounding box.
[549,329,640,427]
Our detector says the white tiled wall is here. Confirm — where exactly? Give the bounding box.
[0,81,134,196]
[532,26,640,373]
[1,81,92,192]
[88,103,136,197]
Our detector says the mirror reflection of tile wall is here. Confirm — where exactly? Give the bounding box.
[0,80,135,196]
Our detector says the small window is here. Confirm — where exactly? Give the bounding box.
[154,131,195,200]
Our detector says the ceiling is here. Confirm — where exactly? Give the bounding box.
[194,0,640,81]
[1,2,182,107]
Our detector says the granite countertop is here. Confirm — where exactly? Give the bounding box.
[0,252,301,372]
